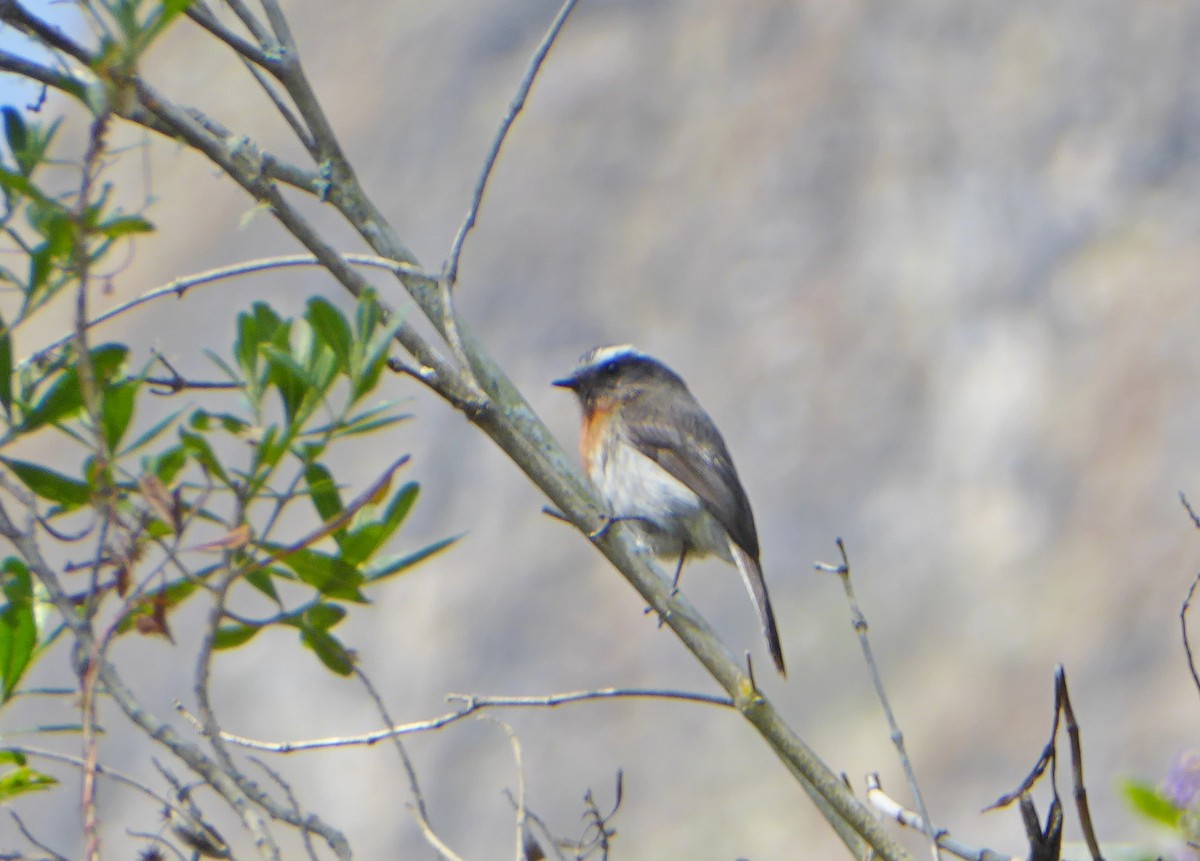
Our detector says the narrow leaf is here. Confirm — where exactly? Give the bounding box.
[304,463,343,524]
[1121,779,1181,828]
[339,482,418,566]
[304,602,346,631]
[305,297,353,374]
[364,535,460,583]
[179,430,230,485]
[95,214,153,239]
[243,566,281,602]
[20,344,127,432]
[119,407,182,456]
[213,624,260,650]
[0,764,57,801]
[300,627,355,676]
[0,458,90,508]
[2,107,28,161]
[264,545,365,602]
[101,380,137,451]
[0,312,12,417]
[0,558,36,703]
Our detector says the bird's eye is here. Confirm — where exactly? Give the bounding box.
[602,360,621,376]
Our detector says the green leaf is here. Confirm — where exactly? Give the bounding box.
[305,298,353,374]
[1121,779,1181,828]
[95,213,153,239]
[304,463,343,524]
[213,624,260,650]
[179,430,230,485]
[352,324,400,403]
[264,545,365,602]
[309,402,410,441]
[300,627,354,676]
[339,482,418,566]
[0,312,12,418]
[262,345,309,423]
[0,762,58,802]
[234,303,286,392]
[0,167,42,202]
[120,407,182,457]
[3,115,62,177]
[202,348,240,386]
[101,380,137,451]
[20,344,128,432]
[364,535,459,583]
[147,444,187,485]
[304,602,346,631]
[0,458,90,508]
[250,425,286,475]
[189,410,249,436]
[242,566,281,602]
[3,108,28,162]
[0,558,36,703]
[354,288,382,341]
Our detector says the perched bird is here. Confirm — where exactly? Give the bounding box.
[554,345,786,676]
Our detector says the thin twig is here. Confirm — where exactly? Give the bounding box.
[14,746,190,822]
[1055,670,1102,861]
[25,253,433,366]
[410,808,467,861]
[817,539,941,861]
[181,687,733,753]
[250,757,319,861]
[353,668,434,834]
[865,775,1018,861]
[444,0,581,286]
[185,3,274,70]
[75,106,115,861]
[9,811,71,861]
[1179,495,1200,705]
[217,0,274,49]
[480,717,526,861]
[1181,492,1200,530]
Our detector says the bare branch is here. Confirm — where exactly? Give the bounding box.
[182,687,733,752]
[9,811,71,861]
[865,775,1018,861]
[353,667,435,839]
[445,0,581,287]
[185,3,274,70]
[217,0,275,49]
[26,253,433,366]
[0,0,94,66]
[480,717,527,861]
[816,539,941,859]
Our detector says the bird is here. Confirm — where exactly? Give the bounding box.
[554,344,786,676]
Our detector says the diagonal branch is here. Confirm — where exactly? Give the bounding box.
[186,2,275,70]
[444,0,581,287]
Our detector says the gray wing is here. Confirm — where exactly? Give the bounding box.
[623,399,760,560]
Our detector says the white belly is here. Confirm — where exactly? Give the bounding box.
[589,437,732,562]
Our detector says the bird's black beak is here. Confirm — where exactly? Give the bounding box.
[552,373,579,390]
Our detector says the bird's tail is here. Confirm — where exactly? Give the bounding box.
[730,542,786,677]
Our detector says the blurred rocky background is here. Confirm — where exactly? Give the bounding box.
[6,0,1200,857]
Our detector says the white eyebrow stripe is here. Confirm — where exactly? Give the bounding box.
[580,344,641,368]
